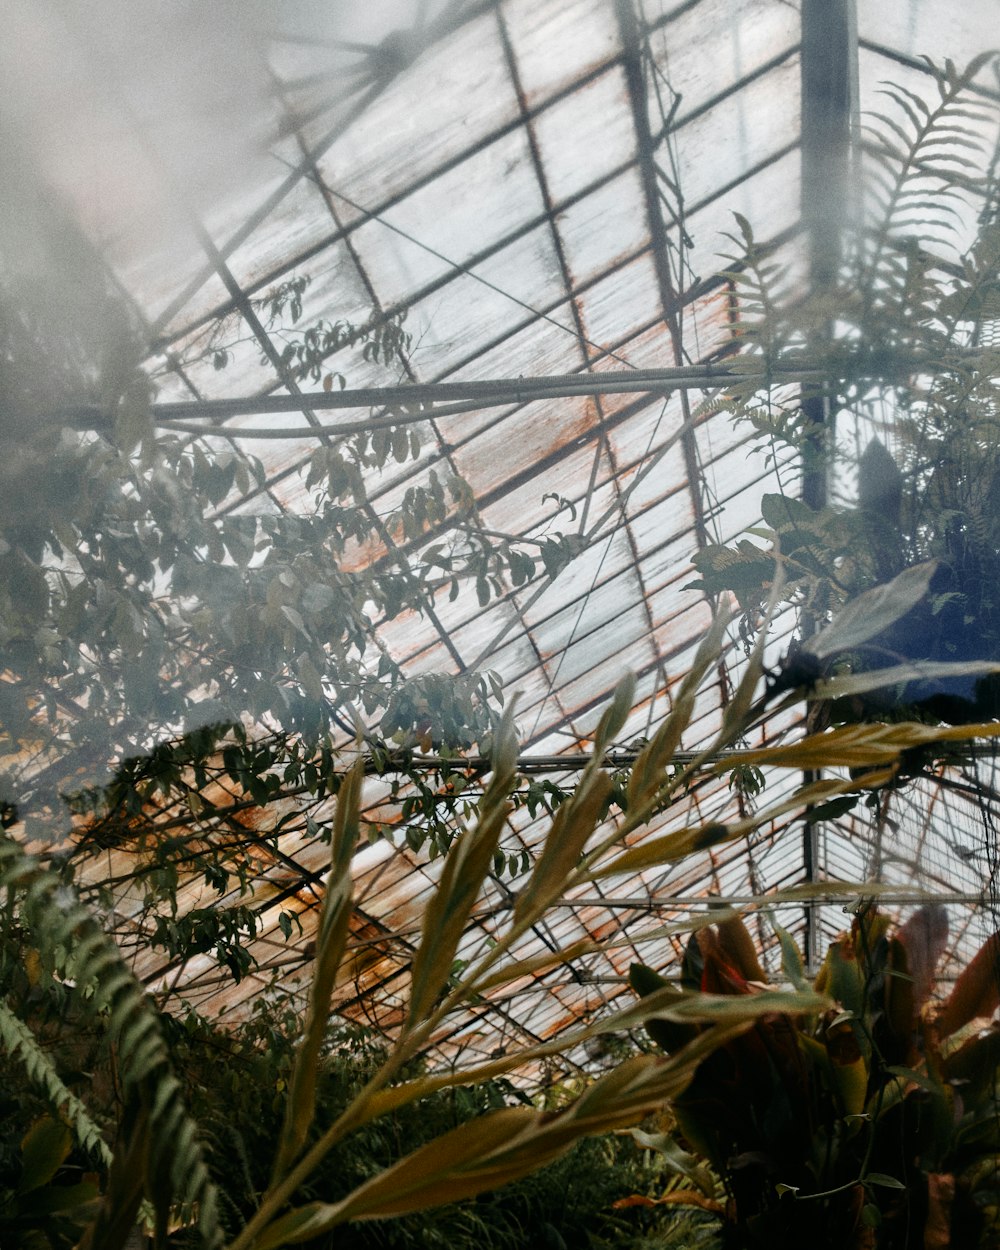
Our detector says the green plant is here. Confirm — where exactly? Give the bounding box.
[164,1003,711,1249]
[692,54,1000,724]
[9,579,1000,1246]
[6,55,1000,1245]
[0,1116,101,1250]
[630,907,1000,1249]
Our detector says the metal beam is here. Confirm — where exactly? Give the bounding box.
[800,0,859,970]
[55,351,959,438]
[801,0,858,291]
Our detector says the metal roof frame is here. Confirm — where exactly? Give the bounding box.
[4,0,1000,1068]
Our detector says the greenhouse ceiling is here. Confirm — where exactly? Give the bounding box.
[2,0,1000,1073]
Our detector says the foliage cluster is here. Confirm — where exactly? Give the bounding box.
[3,43,1000,1250]
[161,1003,720,1250]
[692,55,1000,722]
[631,907,1000,1249]
[7,587,1000,1247]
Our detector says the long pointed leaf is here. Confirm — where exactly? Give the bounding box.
[512,678,635,926]
[734,719,1000,771]
[271,758,364,1180]
[407,707,518,1023]
[809,561,936,658]
[591,774,893,879]
[627,607,731,812]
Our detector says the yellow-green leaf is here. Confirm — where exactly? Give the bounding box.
[732,719,1000,771]
[592,776,891,880]
[476,938,598,992]
[253,1203,331,1250]
[627,607,731,811]
[18,1117,71,1195]
[271,758,363,1181]
[407,709,518,1023]
[512,768,612,926]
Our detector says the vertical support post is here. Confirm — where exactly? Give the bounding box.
[801,0,858,293]
[799,0,858,971]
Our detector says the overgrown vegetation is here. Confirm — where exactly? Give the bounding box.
[631,908,1000,1248]
[694,55,1000,723]
[3,43,1000,1250]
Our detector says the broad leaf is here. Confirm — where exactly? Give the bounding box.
[809,562,936,658]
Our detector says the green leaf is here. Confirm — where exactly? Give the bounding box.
[254,1204,331,1250]
[768,914,809,992]
[862,1203,882,1228]
[627,607,731,812]
[271,758,364,1181]
[512,766,612,927]
[407,705,518,1023]
[885,1065,945,1095]
[281,605,308,636]
[18,1117,71,1194]
[810,562,937,658]
[866,1172,907,1190]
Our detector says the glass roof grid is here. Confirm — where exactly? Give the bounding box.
[402,235,576,379]
[155,175,339,344]
[136,5,509,340]
[451,398,600,498]
[534,601,656,695]
[15,0,1000,1069]
[496,3,638,477]
[665,64,804,215]
[645,0,801,121]
[437,285,708,408]
[746,821,812,895]
[504,0,621,107]
[637,526,709,597]
[530,64,639,209]
[305,12,523,207]
[586,456,680,712]
[857,1,999,70]
[677,147,803,283]
[552,167,653,294]
[346,134,549,310]
[480,416,688,545]
[528,637,658,745]
[570,252,669,351]
[522,563,650,655]
[510,605,721,753]
[519,680,670,760]
[203,140,646,385]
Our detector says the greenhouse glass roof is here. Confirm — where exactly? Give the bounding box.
[3,0,1000,1073]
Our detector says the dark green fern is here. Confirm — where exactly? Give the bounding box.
[0,834,223,1248]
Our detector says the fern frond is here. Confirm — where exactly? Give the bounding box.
[0,834,223,1248]
[0,999,113,1168]
[863,56,1000,286]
